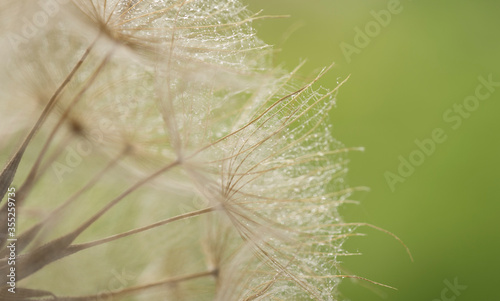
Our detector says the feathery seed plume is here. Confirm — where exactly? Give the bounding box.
[0,1,409,300]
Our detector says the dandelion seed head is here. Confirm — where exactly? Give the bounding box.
[0,1,371,300]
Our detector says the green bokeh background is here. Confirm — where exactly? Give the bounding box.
[247,1,500,300]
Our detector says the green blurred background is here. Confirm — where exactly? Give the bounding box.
[247,1,500,300]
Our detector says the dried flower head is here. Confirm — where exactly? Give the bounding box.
[0,1,410,300]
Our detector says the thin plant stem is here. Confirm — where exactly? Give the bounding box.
[0,36,99,203]
[66,206,217,255]
[16,48,116,205]
[55,270,217,301]
[3,150,128,255]
[1,160,181,281]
